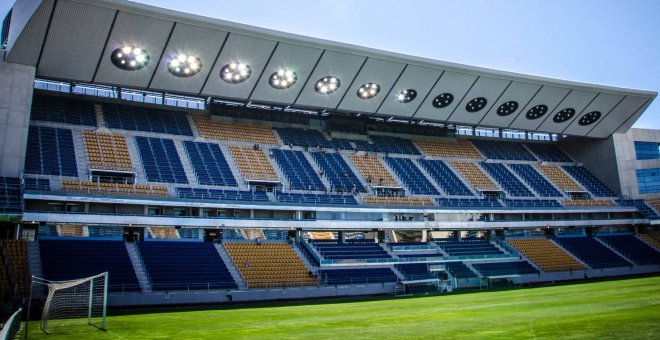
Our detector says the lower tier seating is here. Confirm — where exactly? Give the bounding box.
[597,234,660,265]
[472,261,539,276]
[308,232,335,240]
[638,232,660,250]
[149,227,179,239]
[445,262,477,278]
[58,225,84,237]
[39,239,140,292]
[137,241,236,291]
[554,237,632,269]
[434,238,505,256]
[62,180,168,197]
[224,242,316,288]
[395,263,435,280]
[311,240,391,260]
[506,238,586,272]
[319,267,398,284]
[4,240,30,295]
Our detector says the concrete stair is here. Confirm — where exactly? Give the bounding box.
[412,158,445,195]
[302,151,332,191]
[26,242,44,298]
[291,243,318,274]
[125,242,152,293]
[214,243,247,289]
[173,140,198,185]
[594,237,638,266]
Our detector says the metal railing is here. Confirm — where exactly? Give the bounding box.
[319,253,518,266]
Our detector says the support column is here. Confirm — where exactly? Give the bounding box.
[338,231,345,243]
[0,61,36,177]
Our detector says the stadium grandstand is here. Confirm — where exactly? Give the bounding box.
[0,0,659,325]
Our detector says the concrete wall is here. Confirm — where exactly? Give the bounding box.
[611,128,660,199]
[559,136,621,195]
[0,60,35,177]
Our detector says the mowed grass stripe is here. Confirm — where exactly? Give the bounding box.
[24,276,660,339]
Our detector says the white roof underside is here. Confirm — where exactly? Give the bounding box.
[4,0,657,138]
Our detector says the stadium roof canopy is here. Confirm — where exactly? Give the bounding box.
[4,0,657,138]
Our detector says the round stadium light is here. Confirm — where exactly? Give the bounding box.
[269,69,297,89]
[315,76,340,94]
[396,89,417,103]
[111,46,150,71]
[432,93,454,108]
[526,104,548,120]
[465,97,487,112]
[167,54,202,77]
[220,62,251,84]
[578,111,601,126]
[357,83,380,99]
[497,101,519,116]
[553,108,576,123]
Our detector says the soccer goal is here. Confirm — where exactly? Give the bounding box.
[27,272,108,334]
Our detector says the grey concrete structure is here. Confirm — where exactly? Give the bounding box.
[0,60,35,177]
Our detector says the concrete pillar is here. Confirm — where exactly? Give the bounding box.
[0,60,35,177]
[338,231,345,243]
[376,230,385,243]
[421,230,427,242]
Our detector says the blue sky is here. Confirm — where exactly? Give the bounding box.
[2,0,659,130]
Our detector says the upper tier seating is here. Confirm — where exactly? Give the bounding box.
[384,158,438,195]
[58,225,84,237]
[434,238,505,256]
[562,166,616,197]
[506,238,586,272]
[536,164,584,192]
[241,229,264,240]
[24,177,50,191]
[436,198,502,208]
[362,195,434,207]
[62,180,168,197]
[445,262,477,278]
[349,154,399,187]
[273,149,325,191]
[83,131,133,171]
[525,143,572,162]
[104,103,192,136]
[503,199,561,208]
[39,239,140,292]
[25,126,78,176]
[149,227,179,239]
[554,237,631,269]
[4,240,30,295]
[38,225,58,237]
[597,234,660,265]
[449,161,498,191]
[275,192,357,205]
[223,229,245,240]
[646,198,660,214]
[87,226,123,238]
[276,128,352,150]
[414,139,482,159]
[472,261,539,276]
[0,177,22,213]
[135,136,188,184]
[138,241,236,291]
[312,152,365,192]
[561,199,615,207]
[176,188,268,202]
[508,163,562,197]
[224,242,316,288]
[471,140,536,161]
[638,232,660,250]
[419,159,473,196]
[308,232,335,240]
[178,228,202,240]
[191,114,278,144]
[480,162,534,197]
[319,267,398,284]
[631,200,659,218]
[354,136,420,155]
[395,263,435,280]
[311,240,391,260]
[228,145,279,182]
[30,93,97,126]
[263,230,288,240]
[183,141,237,186]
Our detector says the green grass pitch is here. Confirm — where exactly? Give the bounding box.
[24,275,660,339]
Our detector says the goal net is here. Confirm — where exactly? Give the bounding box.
[29,272,108,333]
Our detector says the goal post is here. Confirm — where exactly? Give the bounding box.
[28,272,108,334]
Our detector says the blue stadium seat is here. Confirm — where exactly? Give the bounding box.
[275,192,357,205]
[39,239,140,292]
[276,128,353,150]
[312,152,364,192]
[503,199,561,208]
[508,163,563,197]
[384,158,438,195]
[562,166,616,197]
[597,234,660,265]
[471,140,536,161]
[472,261,539,276]
[436,198,502,208]
[183,141,237,186]
[272,149,325,191]
[419,159,473,196]
[354,136,420,155]
[263,230,288,240]
[434,238,505,256]
[311,240,391,260]
[25,126,78,177]
[395,263,435,280]
[445,262,477,278]
[176,188,268,202]
[554,236,631,269]
[480,162,534,197]
[135,136,188,184]
[24,177,50,191]
[0,177,22,213]
[87,226,124,238]
[631,200,659,218]
[319,267,398,284]
[137,241,236,291]
[104,103,193,136]
[31,93,97,126]
[525,143,572,162]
